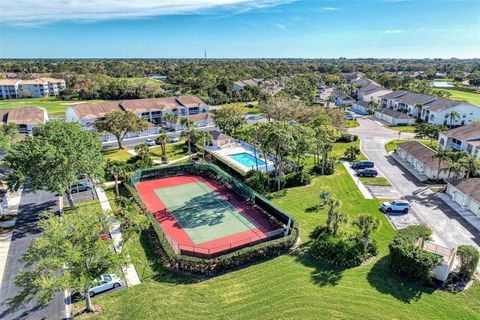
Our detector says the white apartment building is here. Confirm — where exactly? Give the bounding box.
[0,78,66,99]
[437,123,480,158]
[66,96,211,142]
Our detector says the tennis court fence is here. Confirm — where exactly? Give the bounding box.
[163,226,286,259]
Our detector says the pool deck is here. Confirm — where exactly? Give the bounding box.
[207,143,275,173]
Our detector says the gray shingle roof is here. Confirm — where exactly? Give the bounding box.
[380,90,409,100]
[422,98,469,112]
[353,100,370,108]
[448,178,480,203]
[375,108,414,119]
[395,93,437,106]
[397,141,445,170]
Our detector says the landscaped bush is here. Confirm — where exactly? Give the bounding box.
[310,227,378,267]
[284,170,311,188]
[127,154,154,170]
[313,158,337,176]
[388,225,442,283]
[336,133,358,143]
[244,170,270,194]
[457,245,480,280]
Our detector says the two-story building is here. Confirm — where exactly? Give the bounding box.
[0,107,48,135]
[419,99,480,126]
[437,123,480,157]
[66,96,211,142]
[332,90,355,106]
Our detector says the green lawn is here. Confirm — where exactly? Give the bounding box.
[102,149,133,162]
[149,142,187,161]
[433,88,480,107]
[218,101,261,114]
[385,125,416,133]
[360,177,391,187]
[385,139,438,153]
[302,140,366,171]
[90,165,480,319]
[346,120,360,128]
[0,96,105,117]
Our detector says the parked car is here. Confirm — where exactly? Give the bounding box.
[76,274,121,298]
[351,161,374,170]
[356,168,378,177]
[381,200,411,214]
[344,113,354,120]
[70,182,93,193]
[145,138,156,146]
[168,134,180,143]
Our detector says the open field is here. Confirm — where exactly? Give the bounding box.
[433,88,480,107]
[90,165,480,319]
[0,96,105,117]
[385,139,438,153]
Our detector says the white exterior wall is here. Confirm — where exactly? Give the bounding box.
[424,104,480,126]
[361,89,392,104]
[18,83,49,98]
[0,84,19,99]
[447,183,480,218]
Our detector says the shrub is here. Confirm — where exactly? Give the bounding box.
[244,170,270,194]
[310,228,378,267]
[457,245,480,280]
[337,133,358,143]
[388,225,441,283]
[314,157,337,175]
[284,170,311,188]
[344,146,361,161]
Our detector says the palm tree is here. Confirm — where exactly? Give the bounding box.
[447,111,461,128]
[433,146,450,179]
[155,132,170,163]
[330,211,349,236]
[198,130,212,161]
[181,126,199,159]
[353,215,379,247]
[461,154,480,178]
[106,160,128,197]
[134,143,149,161]
[180,117,194,130]
[441,151,468,179]
[162,112,177,128]
[326,198,341,234]
[320,143,333,176]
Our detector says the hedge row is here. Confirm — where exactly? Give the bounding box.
[388,225,442,283]
[124,181,298,275]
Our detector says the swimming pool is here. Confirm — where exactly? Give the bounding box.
[229,152,266,168]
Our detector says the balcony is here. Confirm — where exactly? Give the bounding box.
[448,142,462,150]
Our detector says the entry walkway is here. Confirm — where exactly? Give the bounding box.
[96,186,141,287]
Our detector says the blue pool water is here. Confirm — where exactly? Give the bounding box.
[229,152,266,168]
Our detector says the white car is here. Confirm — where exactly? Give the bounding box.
[86,274,121,297]
[168,134,180,143]
[381,200,411,214]
[145,138,156,146]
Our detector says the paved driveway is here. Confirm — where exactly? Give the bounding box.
[0,188,64,320]
[349,117,480,249]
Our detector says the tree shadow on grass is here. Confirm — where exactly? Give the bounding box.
[367,255,435,303]
[135,229,201,286]
[293,250,345,287]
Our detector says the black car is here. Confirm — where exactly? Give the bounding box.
[351,161,374,170]
[356,168,378,177]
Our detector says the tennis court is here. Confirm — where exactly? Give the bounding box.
[136,175,279,257]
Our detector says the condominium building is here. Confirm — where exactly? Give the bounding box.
[0,78,66,99]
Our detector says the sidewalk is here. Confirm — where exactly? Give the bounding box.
[437,193,480,233]
[342,162,374,199]
[95,186,141,287]
[0,188,22,290]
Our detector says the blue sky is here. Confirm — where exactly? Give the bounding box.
[0,0,479,58]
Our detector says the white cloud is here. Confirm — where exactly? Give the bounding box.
[0,0,294,26]
[320,7,338,11]
[382,29,404,34]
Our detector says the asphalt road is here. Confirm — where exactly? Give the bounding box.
[349,117,480,249]
[0,188,65,320]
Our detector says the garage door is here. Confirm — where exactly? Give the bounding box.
[468,200,480,217]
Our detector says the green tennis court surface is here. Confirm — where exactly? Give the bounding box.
[154,181,258,244]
